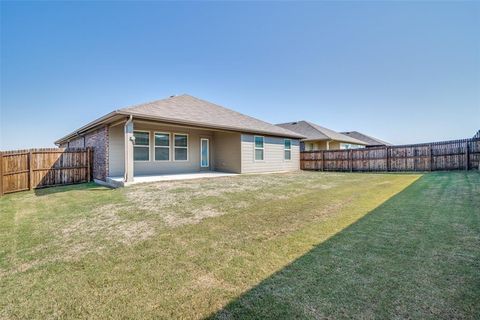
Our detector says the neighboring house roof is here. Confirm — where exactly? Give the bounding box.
[340,131,392,146]
[55,94,304,144]
[473,130,480,139]
[276,121,367,145]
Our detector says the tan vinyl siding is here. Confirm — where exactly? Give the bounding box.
[240,134,300,173]
[108,124,125,177]
[213,132,241,173]
[328,141,341,150]
[304,140,329,151]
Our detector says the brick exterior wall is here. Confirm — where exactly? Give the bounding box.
[66,137,85,148]
[61,126,109,181]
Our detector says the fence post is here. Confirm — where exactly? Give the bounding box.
[413,148,416,172]
[0,152,3,196]
[465,141,469,171]
[385,146,389,172]
[429,144,433,171]
[29,150,33,190]
[87,148,91,182]
[321,150,324,171]
[349,149,353,172]
[89,147,94,181]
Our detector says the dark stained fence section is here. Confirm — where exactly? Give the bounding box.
[301,137,480,172]
[0,148,92,195]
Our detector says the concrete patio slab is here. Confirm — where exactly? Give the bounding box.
[103,171,238,188]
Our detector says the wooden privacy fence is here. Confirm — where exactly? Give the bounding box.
[0,148,92,195]
[301,137,480,172]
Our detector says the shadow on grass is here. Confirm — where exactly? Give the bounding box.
[33,182,111,196]
[207,173,480,319]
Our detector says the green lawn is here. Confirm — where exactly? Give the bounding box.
[0,171,478,319]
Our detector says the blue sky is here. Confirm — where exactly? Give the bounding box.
[1,1,479,149]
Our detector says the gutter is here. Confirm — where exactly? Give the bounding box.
[115,111,306,139]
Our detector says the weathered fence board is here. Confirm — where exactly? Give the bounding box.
[0,148,92,195]
[301,137,480,172]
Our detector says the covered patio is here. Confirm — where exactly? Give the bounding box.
[106,115,242,187]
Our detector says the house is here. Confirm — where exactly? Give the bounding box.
[55,94,304,185]
[340,131,392,148]
[276,121,367,151]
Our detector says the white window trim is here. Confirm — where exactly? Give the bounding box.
[284,138,292,161]
[200,138,209,168]
[173,133,189,162]
[133,130,150,162]
[254,135,265,162]
[154,132,171,162]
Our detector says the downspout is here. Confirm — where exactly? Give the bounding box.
[124,115,133,181]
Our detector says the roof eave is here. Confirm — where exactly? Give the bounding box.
[302,137,329,142]
[302,137,367,145]
[54,111,121,145]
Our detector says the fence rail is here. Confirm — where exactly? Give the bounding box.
[0,148,92,195]
[301,137,480,172]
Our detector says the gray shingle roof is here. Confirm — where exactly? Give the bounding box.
[119,94,303,138]
[340,131,392,146]
[56,95,304,144]
[276,121,367,145]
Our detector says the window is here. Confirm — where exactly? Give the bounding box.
[284,139,292,160]
[254,136,264,161]
[134,131,150,161]
[174,134,188,161]
[154,132,170,161]
[340,143,365,150]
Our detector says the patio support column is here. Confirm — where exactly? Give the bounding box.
[124,116,134,182]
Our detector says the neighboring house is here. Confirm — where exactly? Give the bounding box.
[276,121,367,151]
[340,131,392,148]
[55,94,304,184]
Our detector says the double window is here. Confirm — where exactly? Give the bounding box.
[133,131,150,161]
[254,136,264,161]
[134,131,189,162]
[284,139,291,160]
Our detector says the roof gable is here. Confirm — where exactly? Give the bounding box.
[276,121,367,145]
[340,131,392,146]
